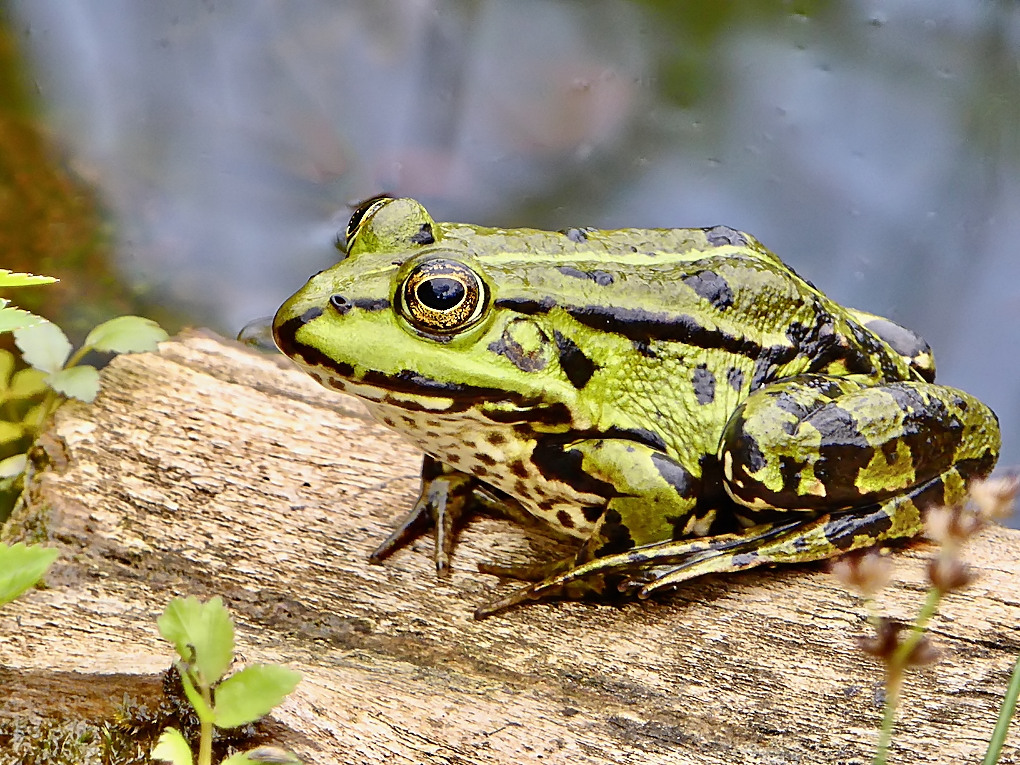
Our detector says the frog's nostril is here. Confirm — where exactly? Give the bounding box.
[329,294,352,314]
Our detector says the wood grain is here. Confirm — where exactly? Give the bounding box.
[1,331,1018,764]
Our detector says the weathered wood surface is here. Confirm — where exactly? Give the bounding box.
[1,330,1019,764]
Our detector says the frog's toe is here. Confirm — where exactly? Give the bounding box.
[632,563,723,598]
[473,583,543,619]
[475,557,623,617]
[474,575,614,619]
[368,499,437,566]
[477,557,572,582]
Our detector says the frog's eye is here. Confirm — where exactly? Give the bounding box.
[399,258,488,335]
[340,194,393,253]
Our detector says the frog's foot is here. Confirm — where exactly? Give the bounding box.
[483,477,959,616]
[527,488,942,605]
[369,496,442,567]
[473,567,614,619]
[369,456,477,575]
[477,558,569,582]
[470,528,779,618]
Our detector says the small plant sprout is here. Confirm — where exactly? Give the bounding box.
[0,269,56,332]
[13,313,169,416]
[0,268,169,518]
[831,475,1019,765]
[151,596,302,765]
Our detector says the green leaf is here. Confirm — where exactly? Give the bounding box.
[982,652,1020,765]
[45,366,101,402]
[9,368,48,400]
[0,307,44,334]
[84,315,168,354]
[0,453,27,478]
[0,473,22,496]
[21,402,44,431]
[150,727,193,765]
[213,664,302,728]
[0,270,58,288]
[0,350,15,388]
[0,420,24,445]
[223,747,302,765]
[0,542,59,608]
[14,320,72,374]
[157,596,235,685]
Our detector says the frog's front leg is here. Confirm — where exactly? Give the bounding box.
[370,454,536,574]
[369,455,477,575]
[475,438,706,616]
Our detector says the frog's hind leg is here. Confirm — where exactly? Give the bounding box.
[474,375,1000,617]
[719,374,998,517]
[626,375,1001,594]
[622,474,943,597]
[847,309,936,382]
[480,465,960,617]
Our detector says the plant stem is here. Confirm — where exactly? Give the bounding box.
[64,344,92,369]
[34,390,59,432]
[982,652,1020,765]
[873,587,942,765]
[873,672,901,765]
[893,587,941,666]
[199,682,214,765]
[30,345,94,434]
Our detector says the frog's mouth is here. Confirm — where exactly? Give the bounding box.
[274,311,559,412]
[343,370,573,425]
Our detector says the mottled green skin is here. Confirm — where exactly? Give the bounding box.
[274,197,1000,617]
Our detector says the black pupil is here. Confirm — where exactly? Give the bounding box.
[417,277,465,310]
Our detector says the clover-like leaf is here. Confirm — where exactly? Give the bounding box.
[213,664,302,729]
[0,453,27,478]
[0,350,14,389]
[0,542,59,608]
[9,368,48,400]
[157,596,235,686]
[0,307,44,334]
[150,727,193,765]
[84,315,168,354]
[45,366,101,402]
[0,420,24,445]
[0,270,58,288]
[14,320,72,374]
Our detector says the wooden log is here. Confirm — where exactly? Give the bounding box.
[1,330,1018,764]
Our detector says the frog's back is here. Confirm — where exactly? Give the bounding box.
[448,222,914,385]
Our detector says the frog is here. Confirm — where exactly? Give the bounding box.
[273,196,1000,618]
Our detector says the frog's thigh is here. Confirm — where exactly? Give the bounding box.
[720,375,999,514]
[562,439,702,557]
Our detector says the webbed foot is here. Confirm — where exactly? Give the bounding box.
[369,456,476,575]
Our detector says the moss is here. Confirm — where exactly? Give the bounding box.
[0,668,274,765]
[0,702,158,765]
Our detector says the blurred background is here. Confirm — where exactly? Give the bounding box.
[1,0,1017,473]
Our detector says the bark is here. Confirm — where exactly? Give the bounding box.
[1,330,1018,764]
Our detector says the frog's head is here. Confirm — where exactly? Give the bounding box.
[273,197,584,422]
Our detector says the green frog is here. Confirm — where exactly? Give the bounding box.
[273,196,1000,618]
